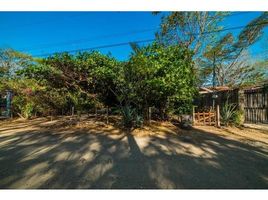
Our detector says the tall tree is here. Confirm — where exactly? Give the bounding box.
[0,48,32,78]
[20,51,121,112]
[155,12,228,56]
[121,43,197,120]
[200,12,268,87]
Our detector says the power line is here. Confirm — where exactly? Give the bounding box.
[19,28,157,51]
[199,21,268,35]
[32,38,155,57]
[15,12,255,51]
[30,20,268,58]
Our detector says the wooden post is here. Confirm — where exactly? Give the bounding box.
[148,107,152,124]
[216,105,220,127]
[238,89,245,124]
[192,106,195,126]
[71,106,74,116]
[106,106,109,124]
[209,112,211,125]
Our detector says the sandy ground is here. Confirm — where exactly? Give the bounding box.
[0,115,267,189]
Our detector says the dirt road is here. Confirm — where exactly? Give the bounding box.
[0,117,267,188]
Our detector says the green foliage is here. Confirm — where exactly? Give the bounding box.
[12,93,36,119]
[220,103,237,126]
[134,114,144,128]
[23,102,35,119]
[18,51,121,115]
[155,12,268,87]
[221,102,245,126]
[122,43,197,120]
[172,99,193,115]
[233,109,244,126]
[120,106,135,128]
[199,12,268,87]
[0,43,196,127]
[2,78,60,118]
[156,12,228,56]
[120,106,143,129]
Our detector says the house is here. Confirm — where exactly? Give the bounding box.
[195,84,268,124]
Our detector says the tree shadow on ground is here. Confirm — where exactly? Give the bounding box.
[0,119,267,189]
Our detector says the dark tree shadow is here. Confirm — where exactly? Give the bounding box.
[92,131,156,189]
[0,118,267,189]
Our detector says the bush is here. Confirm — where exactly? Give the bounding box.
[221,103,237,126]
[120,106,143,129]
[220,103,244,126]
[12,95,35,119]
[133,114,143,128]
[173,100,193,115]
[233,109,244,126]
[23,102,35,119]
[120,106,135,128]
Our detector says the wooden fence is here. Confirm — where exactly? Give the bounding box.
[193,105,220,126]
[194,84,268,125]
[244,87,268,124]
[194,89,239,112]
[193,111,216,125]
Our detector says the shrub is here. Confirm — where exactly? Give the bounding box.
[120,106,143,129]
[233,109,244,126]
[120,106,135,128]
[133,114,143,128]
[221,103,237,126]
[173,99,193,115]
[23,102,35,119]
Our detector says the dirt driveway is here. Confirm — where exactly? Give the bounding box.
[0,116,267,189]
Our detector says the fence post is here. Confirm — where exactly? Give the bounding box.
[203,111,205,125]
[216,105,220,127]
[192,106,195,126]
[106,106,109,124]
[148,107,152,124]
[238,89,245,124]
[71,106,74,116]
[209,112,211,125]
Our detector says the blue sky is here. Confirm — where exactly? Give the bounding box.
[0,12,267,60]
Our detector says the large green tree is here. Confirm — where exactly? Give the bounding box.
[0,44,196,124]
[117,43,196,120]
[20,51,121,114]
